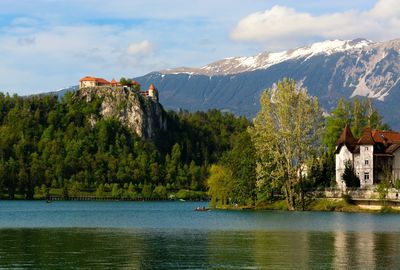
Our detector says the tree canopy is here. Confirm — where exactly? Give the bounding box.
[249,78,324,210]
[0,92,249,200]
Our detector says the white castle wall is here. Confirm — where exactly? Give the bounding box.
[357,145,374,187]
[336,145,353,189]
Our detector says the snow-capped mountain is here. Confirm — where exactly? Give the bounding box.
[135,38,400,129]
[50,38,400,129]
[162,39,373,76]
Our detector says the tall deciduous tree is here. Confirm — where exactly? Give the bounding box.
[207,164,233,207]
[249,78,324,210]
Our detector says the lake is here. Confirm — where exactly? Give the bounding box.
[1,201,400,269]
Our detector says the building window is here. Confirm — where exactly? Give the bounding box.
[365,147,369,151]
[365,160,369,165]
[364,172,369,180]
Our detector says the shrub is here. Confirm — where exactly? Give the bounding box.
[96,184,105,197]
[175,189,207,200]
[394,179,400,190]
[111,183,121,199]
[341,194,354,204]
[381,206,395,213]
[141,183,152,199]
[153,185,167,199]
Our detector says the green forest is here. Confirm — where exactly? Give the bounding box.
[0,91,248,200]
[0,78,390,209]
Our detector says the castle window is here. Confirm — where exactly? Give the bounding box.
[365,160,369,165]
[364,172,369,180]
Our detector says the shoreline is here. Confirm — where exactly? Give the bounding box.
[3,197,400,213]
[213,198,400,213]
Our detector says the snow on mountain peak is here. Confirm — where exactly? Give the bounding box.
[162,39,374,76]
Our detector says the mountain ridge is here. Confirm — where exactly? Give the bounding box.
[42,38,400,129]
[135,38,400,129]
[161,38,373,76]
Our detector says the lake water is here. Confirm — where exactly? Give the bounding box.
[1,201,400,269]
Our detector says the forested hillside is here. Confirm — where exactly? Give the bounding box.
[0,92,249,200]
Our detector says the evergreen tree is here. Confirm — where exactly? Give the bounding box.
[342,160,360,188]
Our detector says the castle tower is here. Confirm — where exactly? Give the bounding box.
[335,125,358,189]
[357,128,374,188]
[148,84,159,102]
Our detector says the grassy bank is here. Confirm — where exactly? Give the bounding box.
[213,198,400,213]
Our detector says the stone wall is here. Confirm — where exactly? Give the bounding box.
[311,187,400,200]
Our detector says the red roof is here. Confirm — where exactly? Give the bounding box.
[111,78,118,84]
[358,128,375,145]
[357,128,400,145]
[336,125,400,154]
[371,130,400,144]
[149,84,156,90]
[335,124,357,153]
[336,125,357,145]
[79,76,111,84]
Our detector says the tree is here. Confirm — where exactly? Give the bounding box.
[324,98,388,154]
[119,77,127,86]
[153,184,167,199]
[96,183,105,197]
[249,78,324,210]
[111,183,121,198]
[127,182,137,199]
[207,164,233,207]
[377,164,392,201]
[141,183,152,199]
[222,131,256,205]
[342,160,360,188]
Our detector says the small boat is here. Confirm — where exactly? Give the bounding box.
[179,199,186,202]
[194,207,210,212]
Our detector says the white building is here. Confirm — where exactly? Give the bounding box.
[335,125,400,189]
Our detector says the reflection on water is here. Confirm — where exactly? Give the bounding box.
[1,201,400,269]
[0,229,400,269]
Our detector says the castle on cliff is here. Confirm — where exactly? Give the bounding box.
[79,76,159,102]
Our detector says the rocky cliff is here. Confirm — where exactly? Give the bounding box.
[76,86,167,139]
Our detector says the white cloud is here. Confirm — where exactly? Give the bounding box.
[1,0,390,95]
[0,24,161,94]
[231,0,400,46]
[127,40,153,56]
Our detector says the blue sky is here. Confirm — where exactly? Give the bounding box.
[1,0,398,94]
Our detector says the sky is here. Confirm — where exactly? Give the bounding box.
[1,0,399,95]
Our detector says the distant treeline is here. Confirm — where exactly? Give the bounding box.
[0,92,249,200]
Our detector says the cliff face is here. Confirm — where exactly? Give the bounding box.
[76,86,167,139]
